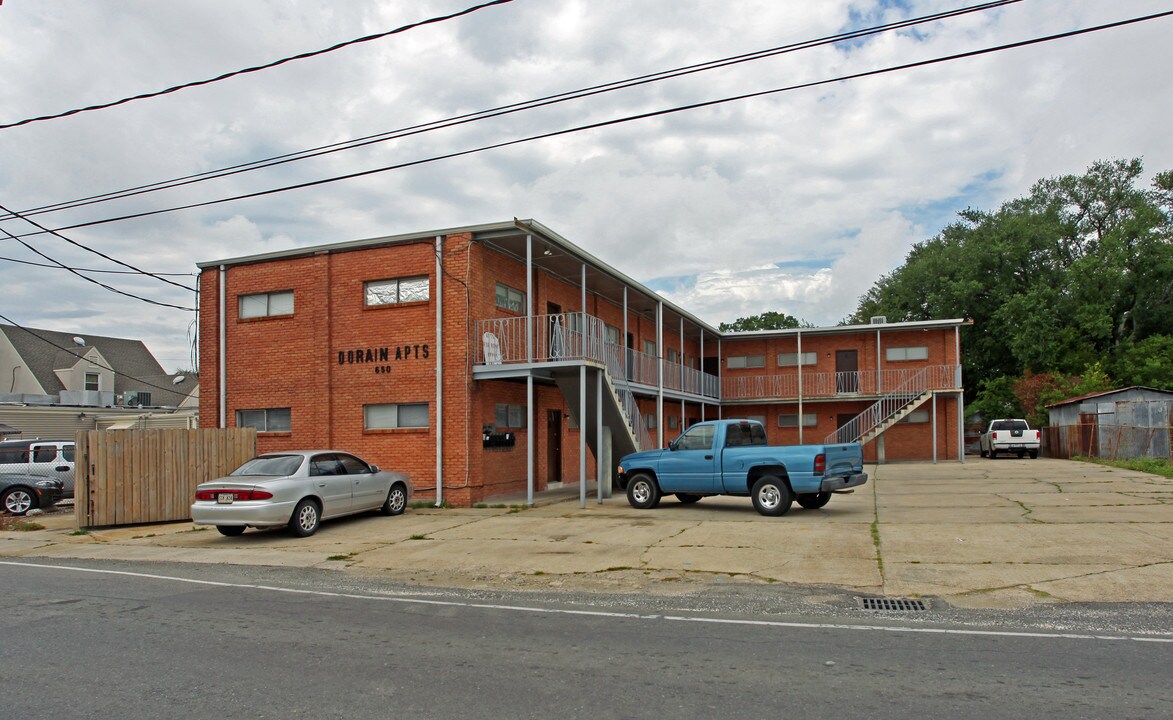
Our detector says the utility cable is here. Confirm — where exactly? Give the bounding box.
[0,255,194,276]
[0,311,195,396]
[0,0,515,131]
[1,0,1020,222]
[0,224,195,311]
[0,202,196,292]
[16,9,1168,239]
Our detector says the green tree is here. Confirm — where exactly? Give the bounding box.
[719,311,808,332]
[850,158,1173,408]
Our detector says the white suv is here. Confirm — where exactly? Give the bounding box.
[0,439,76,498]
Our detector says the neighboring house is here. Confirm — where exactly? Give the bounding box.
[0,323,198,408]
[1045,386,1173,460]
[198,219,968,507]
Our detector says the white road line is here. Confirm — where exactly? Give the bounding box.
[3,560,1171,644]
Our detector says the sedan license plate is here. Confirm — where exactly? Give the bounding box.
[217,492,234,504]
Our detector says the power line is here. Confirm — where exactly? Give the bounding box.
[0,202,196,292]
[1,1,1021,222]
[0,224,196,311]
[0,0,516,131]
[0,312,195,397]
[15,9,1170,239]
[0,254,194,276]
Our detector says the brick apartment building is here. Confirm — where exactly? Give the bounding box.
[198,219,968,507]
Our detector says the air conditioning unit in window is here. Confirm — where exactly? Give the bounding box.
[870,316,887,325]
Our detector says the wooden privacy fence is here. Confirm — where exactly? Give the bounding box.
[75,428,256,528]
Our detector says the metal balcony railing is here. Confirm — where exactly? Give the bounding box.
[825,364,960,445]
[722,365,960,402]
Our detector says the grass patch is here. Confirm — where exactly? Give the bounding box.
[408,534,430,541]
[326,554,352,561]
[5,520,45,531]
[409,500,452,509]
[67,528,89,536]
[533,570,545,576]
[870,519,884,578]
[1073,455,1173,479]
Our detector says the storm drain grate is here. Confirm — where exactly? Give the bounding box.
[857,597,930,612]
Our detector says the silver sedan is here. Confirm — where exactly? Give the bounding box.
[191,451,412,537]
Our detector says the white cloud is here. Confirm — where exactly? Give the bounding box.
[0,0,1170,365]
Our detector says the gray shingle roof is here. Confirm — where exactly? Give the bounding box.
[0,324,192,406]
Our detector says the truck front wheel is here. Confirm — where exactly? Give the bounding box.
[626,473,662,510]
[751,476,793,517]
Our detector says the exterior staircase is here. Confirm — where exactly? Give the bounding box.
[549,341,647,470]
[826,366,939,445]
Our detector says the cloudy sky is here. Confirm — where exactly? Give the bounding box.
[1,0,1170,371]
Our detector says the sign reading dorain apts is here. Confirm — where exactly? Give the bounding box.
[337,344,430,375]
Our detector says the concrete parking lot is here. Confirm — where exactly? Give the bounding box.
[2,457,1170,608]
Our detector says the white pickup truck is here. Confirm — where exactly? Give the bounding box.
[979,419,1040,459]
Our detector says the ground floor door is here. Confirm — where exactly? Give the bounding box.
[836,413,857,444]
[546,409,562,484]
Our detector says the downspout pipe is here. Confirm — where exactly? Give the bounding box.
[218,265,226,428]
[435,236,444,507]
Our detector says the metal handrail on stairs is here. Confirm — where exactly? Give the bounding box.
[826,365,956,445]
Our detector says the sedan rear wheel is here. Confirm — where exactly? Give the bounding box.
[2,487,36,516]
[381,483,407,516]
[216,525,246,537]
[288,498,321,537]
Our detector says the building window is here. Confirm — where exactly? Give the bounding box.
[897,409,930,424]
[239,290,294,319]
[727,355,765,369]
[744,414,766,426]
[644,413,657,430]
[643,340,656,356]
[365,276,429,306]
[237,408,292,432]
[495,403,526,428]
[778,413,818,428]
[365,403,429,429]
[124,391,152,406]
[667,349,678,364]
[667,415,679,429]
[495,283,526,313]
[84,372,100,391]
[777,352,817,367]
[886,346,929,362]
[605,324,620,345]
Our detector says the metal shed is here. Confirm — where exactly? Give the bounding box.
[1044,387,1173,460]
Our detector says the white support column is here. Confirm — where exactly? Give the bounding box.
[876,328,883,394]
[622,288,629,380]
[700,330,706,421]
[931,392,938,464]
[527,376,534,505]
[717,337,723,419]
[656,300,664,447]
[580,363,587,509]
[958,390,966,464]
[526,235,534,505]
[796,330,803,444]
[597,369,605,503]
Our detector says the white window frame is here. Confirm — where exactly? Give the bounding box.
[236,408,292,432]
[778,413,818,428]
[239,290,294,319]
[727,355,765,369]
[495,283,526,313]
[364,276,430,306]
[494,403,526,429]
[777,352,817,367]
[886,346,929,362]
[84,372,100,391]
[365,403,429,430]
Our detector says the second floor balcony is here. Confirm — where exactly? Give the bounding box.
[722,364,962,402]
[474,312,720,399]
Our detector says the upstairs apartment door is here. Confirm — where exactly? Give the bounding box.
[836,350,860,394]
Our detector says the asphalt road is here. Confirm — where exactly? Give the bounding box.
[2,560,1170,720]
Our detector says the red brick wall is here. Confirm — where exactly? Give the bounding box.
[200,235,965,509]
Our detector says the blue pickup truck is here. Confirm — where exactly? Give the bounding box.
[617,419,868,516]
